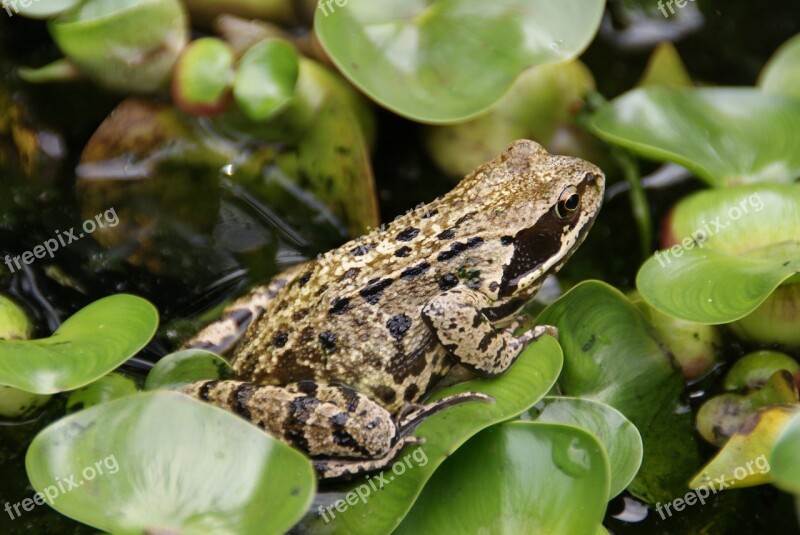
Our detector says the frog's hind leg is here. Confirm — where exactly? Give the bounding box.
[182,379,400,462]
[182,263,308,355]
[182,380,491,479]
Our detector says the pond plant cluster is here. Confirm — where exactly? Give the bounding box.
[0,0,799,534]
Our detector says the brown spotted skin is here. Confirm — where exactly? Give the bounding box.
[183,140,604,476]
[227,140,603,412]
[183,380,396,458]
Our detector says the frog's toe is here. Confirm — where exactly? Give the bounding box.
[397,392,493,436]
[313,436,422,480]
[519,324,559,344]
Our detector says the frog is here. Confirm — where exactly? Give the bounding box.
[181,139,605,478]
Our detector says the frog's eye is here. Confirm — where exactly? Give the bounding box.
[556,186,580,219]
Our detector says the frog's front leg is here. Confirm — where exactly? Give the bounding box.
[182,379,489,479]
[422,287,557,377]
[182,263,308,355]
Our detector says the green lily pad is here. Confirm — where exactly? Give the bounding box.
[145,349,234,391]
[65,373,139,413]
[532,396,643,498]
[590,87,800,187]
[172,37,235,116]
[538,280,701,504]
[315,0,604,123]
[233,39,299,122]
[0,294,158,394]
[395,422,609,534]
[637,185,800,324]
[25,391,315,534]
[759,33,800,101]
[299,335,563,534]
[771,411,800,495]
[48,0,189,93]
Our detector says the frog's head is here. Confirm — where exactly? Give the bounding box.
[469,140,605,298]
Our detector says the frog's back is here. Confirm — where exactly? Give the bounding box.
[230,190,511,410]
[229,139,603,411]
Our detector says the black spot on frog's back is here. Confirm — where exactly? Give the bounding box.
[273,331,289,348]
[438,273,459,291]
[350,244,373,256]
[437,229,455,240]
[329,296,352,315]
[319,331,338,353]
[386,314,413,340]
[396,227,420,242]
[400,261,431,280]
[373,385,397,406]
[359,278,394,305]
[338,267,360,281]
[436,238,482,262]
[404,383,420,402]
[296,272,312,287]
